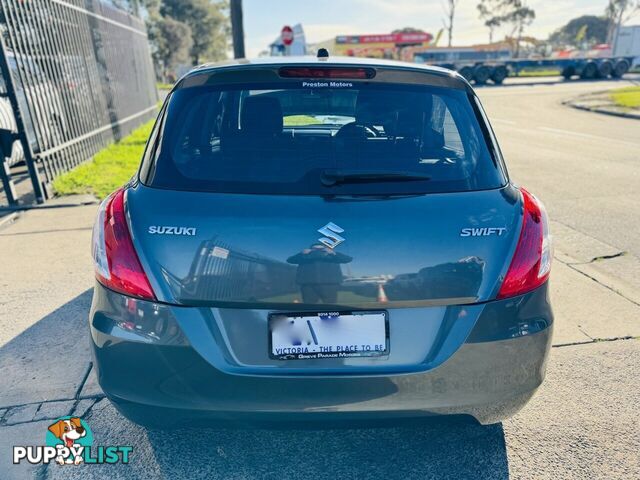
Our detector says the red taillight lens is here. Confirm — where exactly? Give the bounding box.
[92,188,156,300]
[497,188,552,299]
[278,67,376,79]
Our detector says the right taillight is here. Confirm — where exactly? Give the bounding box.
[92,188,156,301]
[497,188,552,299]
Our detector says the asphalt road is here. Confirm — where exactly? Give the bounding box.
[0,78,639,479]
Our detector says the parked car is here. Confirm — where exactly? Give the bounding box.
[0,52,66,165]
[90,55,553,427]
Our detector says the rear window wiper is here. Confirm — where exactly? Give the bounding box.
[321,169,431,186]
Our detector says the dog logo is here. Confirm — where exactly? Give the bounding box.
[46,417,92,465]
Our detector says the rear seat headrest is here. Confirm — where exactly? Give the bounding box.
[241,96,283,134]
[385,108,423,138]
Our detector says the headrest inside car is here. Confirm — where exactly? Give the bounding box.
[241,96,283,134]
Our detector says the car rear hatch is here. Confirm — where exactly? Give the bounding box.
[114,184,529,374]
[127,184,522,308]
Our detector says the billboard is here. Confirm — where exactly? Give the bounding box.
[333,32,433,59]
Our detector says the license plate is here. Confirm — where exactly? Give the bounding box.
[269,311,389,360]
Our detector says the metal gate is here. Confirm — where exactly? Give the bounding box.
[0,0,157,206]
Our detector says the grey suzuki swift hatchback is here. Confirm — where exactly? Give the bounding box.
[90,56,553,427]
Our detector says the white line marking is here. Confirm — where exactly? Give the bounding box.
[538,127,639,147]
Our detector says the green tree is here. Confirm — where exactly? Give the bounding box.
[140,0,229,78]
[148,16,193,81]
[477,0,535,56]
[505,4,534,57]
[483,16,502,44]
[549,15,609,47]
[160,0,229,65]
[141,0,162,13]
[605,1,640,49]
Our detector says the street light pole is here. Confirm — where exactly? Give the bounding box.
[230,0,246,59]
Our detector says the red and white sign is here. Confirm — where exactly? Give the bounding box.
[281,25,294,46]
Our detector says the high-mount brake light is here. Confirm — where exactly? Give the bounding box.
[92,188,156,300]
[497,188,552,299]
[278,67,376,79]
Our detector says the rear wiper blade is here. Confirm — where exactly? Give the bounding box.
[321,169,431,186]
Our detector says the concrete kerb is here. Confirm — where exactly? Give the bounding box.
[563,90,640,120]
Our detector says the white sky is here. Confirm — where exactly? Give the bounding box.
[243,0,640,57]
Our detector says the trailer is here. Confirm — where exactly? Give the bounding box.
[416,55,636,85]
[613,25,640,58]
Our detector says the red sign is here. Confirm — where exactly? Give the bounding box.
[281,25,294,46]
[336,32,433,45]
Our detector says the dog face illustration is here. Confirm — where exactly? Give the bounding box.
[48,418,86,448]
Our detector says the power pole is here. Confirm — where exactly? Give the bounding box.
[230,0,246,59]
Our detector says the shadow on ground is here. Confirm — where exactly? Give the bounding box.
[0,289,94,408]
[45,397,509,480]
[144,420,509,479]
[2,291,509,480]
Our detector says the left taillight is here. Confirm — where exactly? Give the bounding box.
[92,188,156,300]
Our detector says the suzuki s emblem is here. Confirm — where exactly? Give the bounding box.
[317,222,345,249]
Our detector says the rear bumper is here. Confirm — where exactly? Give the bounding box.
[89,282,553,426]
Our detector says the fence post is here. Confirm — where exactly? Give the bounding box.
[0,153,17,204]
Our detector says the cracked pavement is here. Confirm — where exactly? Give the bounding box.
[1,79,639,479]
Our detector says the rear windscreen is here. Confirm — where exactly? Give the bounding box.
[143,81,506,195]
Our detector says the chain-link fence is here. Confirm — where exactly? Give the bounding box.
[0,0,157,206]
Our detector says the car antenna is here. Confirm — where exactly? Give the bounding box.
[317,48,329,59]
